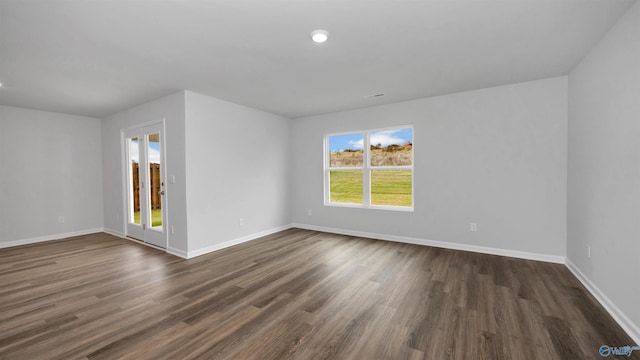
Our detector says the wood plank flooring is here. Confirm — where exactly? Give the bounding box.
[0,229,636,359]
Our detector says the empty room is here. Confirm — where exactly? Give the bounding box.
[1,0,639,358]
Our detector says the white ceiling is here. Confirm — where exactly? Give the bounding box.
[0,0,635,119]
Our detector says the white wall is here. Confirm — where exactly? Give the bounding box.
[101,92,189,254]
[184,91,292,255]
[567,1,640,341]
[0,105,103,245]
[292,77,568,258]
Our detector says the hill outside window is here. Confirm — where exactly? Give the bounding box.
[324,126,413,211]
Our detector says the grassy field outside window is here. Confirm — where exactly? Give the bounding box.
[329,170,363,204]
[370,170,412,207]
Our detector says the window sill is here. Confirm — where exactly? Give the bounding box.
[324,202,414,212]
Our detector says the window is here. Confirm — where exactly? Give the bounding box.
[325,126,413,210]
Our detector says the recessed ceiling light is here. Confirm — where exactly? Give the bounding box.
[310,29,329,43]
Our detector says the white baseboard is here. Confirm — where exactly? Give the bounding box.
[565,259,640,344]
[291,223,566,264]
[102,228,124,238]
[166,246,188,259]
[0,228,105,249]
[186,224,294,259]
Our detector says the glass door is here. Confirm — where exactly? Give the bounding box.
[123,123,166,248]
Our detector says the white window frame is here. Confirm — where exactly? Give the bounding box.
[324,125,414,212]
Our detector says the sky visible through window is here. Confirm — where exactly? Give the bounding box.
[130,140,161,164]
[329,128,412,152]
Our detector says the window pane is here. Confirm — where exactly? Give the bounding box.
[330,170,363,204]
[329,133,364,168]
[371,170,412,207]
[370,128,412,166]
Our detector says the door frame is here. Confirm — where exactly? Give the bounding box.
[120,119,168,249]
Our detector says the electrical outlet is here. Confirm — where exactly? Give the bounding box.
[587,245,591,259]
[58,216,65,224]
[239,218,244,226]
[308,209,313,216]
[170,226,175,235]
[470,223,477,232]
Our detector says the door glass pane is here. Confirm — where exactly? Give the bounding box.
[128,137,141,225]
[147,133,162,228]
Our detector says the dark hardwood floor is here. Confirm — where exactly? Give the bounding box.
[0,229,636,359]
